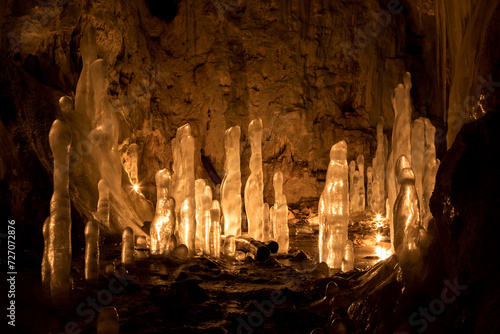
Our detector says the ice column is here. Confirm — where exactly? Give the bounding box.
[318,141,349,268]
[221,126,242,236]
[357,155,365,211]
[244,119,264,241]
[41,216,50,295]
[97,179,110,228]
[98,306,119,334]
[394,167,421,260]
[195,179,207,253]
[48,110,72,308]
[121,227,134,265]
[150,169,176,255]
[262,203,272,242]
[85,220,99,285]
[128,141,139,186]
[203,186,213,255]
[276,195,289,253]
[178,135,196,254]
[349,160,356,213]
[342,240,354,272]
[388,73,413,250]
[210,200,221,259]
[172,124,192,226]
[366,167,373,212]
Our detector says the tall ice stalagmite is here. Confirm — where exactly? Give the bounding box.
[318,141,349,269]
[179,135,196,254]
[221,126,242,237]
[203,185,213,255]
[48,100,72,308]
[84,220,99,285]
[245,119,264,241]
[210,200,221,259]
[150,169,176,255]
[195,179,207,253]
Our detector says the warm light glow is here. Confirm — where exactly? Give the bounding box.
[376,234,382,242]
[133,184,139,192]
[375,246,392,261]
[376,214,381,221]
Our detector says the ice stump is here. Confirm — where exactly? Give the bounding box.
[97,306,119,334]
[97,179,110,229]
[318,141,349,269]
[121,227,134,265]
[210,200,221,259]
[85,220,99,285]
[48,110,72,308]
[342,240,354,272]
[150,169,176,255]
[223,235,236,257]
[221,126,242,236]
[245,119,264,241]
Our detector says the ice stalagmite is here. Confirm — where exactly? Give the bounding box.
[48,108,72,308]
[388,74,413,250]
[128,142,139,186]
[394,167,421,261]
[121,227,134,265]
[422,159,440,229]
[349,160,356,213]
[223,235,236,257]
[352,170,360,213]
[366,167,373,212]
[372,117,387,214]
[411,118,425,208]
[262,203,271,242]
[245,119,264,241]
[178,135,196,254]
[357,155,365,211]
[41,216,50,296]
[210,200,221,259]
[342,239,354,272]
[269,205,276,240]
[85,220,99,285]
[97,306,119,334]
[203,186,213,255]
[276,195,289,253]
[318,141,349,268]
[221,126,242,236]
[97,179,110,228]
[195,179,207,253]
[273,172,285,246]
[150,169,176,255]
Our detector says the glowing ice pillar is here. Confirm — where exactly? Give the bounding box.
[150,169,176,255]
[85,220,99,285]
[318,141,349,268]
[121,227,134,265]
[210,200,221,259]
[128,142,139,186]
[97,179,110,228]
[357,155,365,211]
[244,119,264,241]
[372,117,387,214]
[195,179,207,253]
[48,102,72,307]
[221,126,242,236]
[203,186,213,255]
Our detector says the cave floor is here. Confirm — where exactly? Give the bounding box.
[15,212,388,334]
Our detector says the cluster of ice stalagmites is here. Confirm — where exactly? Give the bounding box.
[150,169,176,255]
[171,124,196,254]
[273,172,289,253]
[318,141,349,269]
[48,98,73,308]
[221,126,242,237]
[245,119,264,241]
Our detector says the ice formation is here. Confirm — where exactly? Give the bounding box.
[342,239,354,272]
[97,179,110,228]
[150,169,176,255]
[128,141,139,186]
[422,158,440,229]
[388,73,413,250]
[178,135,196,254]
[121,227,134,265]
[210,200,221,259]
[221,126,242,236]
[352,170,360,213]
[262,203,272,242]
[394,162,421,259]
[269,205,276,240]
[318,141,349,269]
[366,167,373,211]
[223,235,236,257]
[357,155,365,211]
[48,113,72,307]
[273,172,289,252]
[372,117,387,214]
[97,306,119,334]
[203,185,213,255]
[84,220,99,285]
[244,119,264,241]
[195,179,207,253]
[349,160,356,213]
[41,216,50,295]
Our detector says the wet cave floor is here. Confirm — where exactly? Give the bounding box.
[15,212,390,334]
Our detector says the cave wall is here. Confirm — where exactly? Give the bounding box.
[0,0,444,244]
